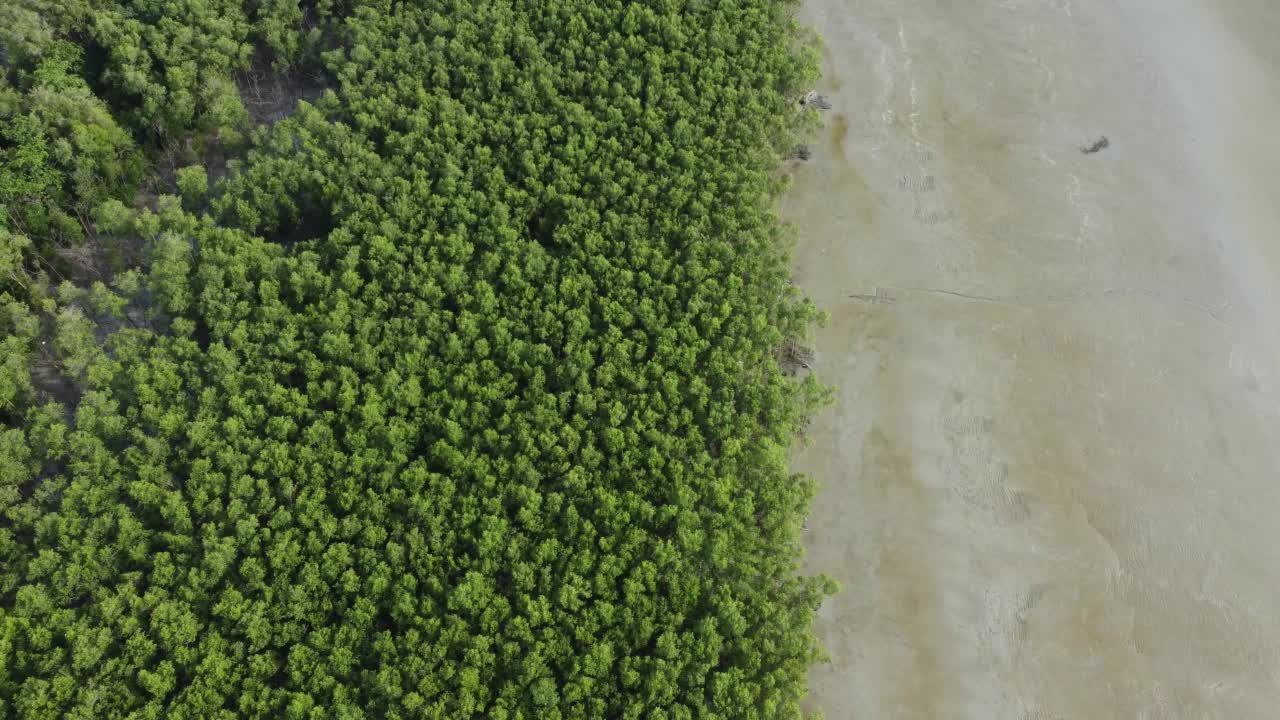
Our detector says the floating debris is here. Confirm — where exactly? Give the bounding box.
[776,339,815,374]
[849,290,895,305]
[800,90,832,110]
[1082,135,1109,154]
[786,145,812,161]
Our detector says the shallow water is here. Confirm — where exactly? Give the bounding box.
[784,2,1280,717]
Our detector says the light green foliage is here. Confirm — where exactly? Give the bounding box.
[0,2,56,69]
[52,306,101,380]
[0,113,61,233]
[0,229,32,288]
[1,0,833,718]
[92,200,136,237]
[252,0,307,68]
[176,165,209,208]
[1,41,142,255]
[0,294,38,414]
[27,47,144,203]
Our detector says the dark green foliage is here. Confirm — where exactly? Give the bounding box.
[0,0,339,296]
[1,1,832,718]
[84,0,344,138]
[90,0,254,137]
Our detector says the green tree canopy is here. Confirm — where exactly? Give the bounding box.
[0,1,833,718]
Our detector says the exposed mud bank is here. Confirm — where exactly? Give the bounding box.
[786,2,1280,717]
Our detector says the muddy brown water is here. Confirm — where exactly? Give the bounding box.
[783,1,1280,717]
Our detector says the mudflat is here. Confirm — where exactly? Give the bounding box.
[784,1,1280,717]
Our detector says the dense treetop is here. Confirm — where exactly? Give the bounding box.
[1,1,832,718]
